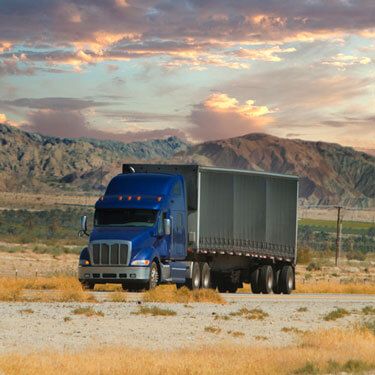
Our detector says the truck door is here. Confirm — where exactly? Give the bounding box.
[170,180,187,260]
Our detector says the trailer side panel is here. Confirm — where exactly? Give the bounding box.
[199,168,297,261]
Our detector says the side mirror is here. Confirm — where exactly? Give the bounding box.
[81,215,88,232]
[78,215,89,237]
[163,218,171,236]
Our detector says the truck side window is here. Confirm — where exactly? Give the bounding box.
[172,181,181,196]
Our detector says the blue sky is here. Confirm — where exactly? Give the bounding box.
[0,0,374,148]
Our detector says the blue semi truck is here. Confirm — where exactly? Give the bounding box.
[78,164,298,294]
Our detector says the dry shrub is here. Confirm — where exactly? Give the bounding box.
[95,284,122,292]
[204,326,221,334]
[143,285,225,304]
[323,308,350,321]
[0,328,374,374]
[230,307,268,320]
[133,306,176,316]
[0,277,96,302]
[72,307,104,317]
[296,281,375,294]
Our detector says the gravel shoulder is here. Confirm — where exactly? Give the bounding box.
[0,296,373,354]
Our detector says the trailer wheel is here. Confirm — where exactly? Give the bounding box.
[250,268,261,294]
[81,282,95,290]
[200,263,211,289]
[279,265,293,294]
[145,261,159,290]
[186,262,201,290]
[259,265,274,294]
[227,282,238,293]
[217,277,238,293]
[272,267,282,294]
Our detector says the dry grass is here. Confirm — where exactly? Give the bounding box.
[0,328,374,374]
[143,285,225,304]
[281,327,305,335]
[0,277,96,302]
[296,281,375,294]
[230,307,269,320]
[132,305,177,316]
[72,307,104,317]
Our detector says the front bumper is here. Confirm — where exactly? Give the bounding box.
[78,266,150,284]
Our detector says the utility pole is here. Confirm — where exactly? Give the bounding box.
[335,206,343,266]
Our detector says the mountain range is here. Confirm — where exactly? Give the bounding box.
[0,123,374,207]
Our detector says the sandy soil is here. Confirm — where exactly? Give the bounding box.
[0,296,373,354]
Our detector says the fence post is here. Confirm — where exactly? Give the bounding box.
[335,206,343,267]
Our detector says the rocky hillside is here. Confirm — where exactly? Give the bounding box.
[0,123,374,206]
[0,123,187,193]
[173,133,375,207]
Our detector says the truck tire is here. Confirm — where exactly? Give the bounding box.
[186,262,201,290]
[259,265,274,294]
[81,282,95,290]
[250,268,261,294]
[200,263,211,289]
[217,276,238,293]
[272,267,281,294]
[279,265,293,294]
[145,261,159,290]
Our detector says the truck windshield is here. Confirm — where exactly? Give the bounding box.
[94,209,158,227]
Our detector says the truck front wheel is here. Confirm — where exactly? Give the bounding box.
[145,262,159,290]
[81,282,95,290]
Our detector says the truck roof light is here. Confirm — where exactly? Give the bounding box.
[118,195,123,201]
[156,196,162,202]
[136,196,141,201]
[127,196,132,201]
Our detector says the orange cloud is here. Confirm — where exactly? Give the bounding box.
[204,93,271,118]
[0,113,7,123]
[322,53,371,70]
[234,46,296,62]
[188,93,272,141]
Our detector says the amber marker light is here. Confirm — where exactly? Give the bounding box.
[127,196,132,201]
[118,195,123,201]
[99,196,104,201]
[136,196,141,201]
[156,196,162,202]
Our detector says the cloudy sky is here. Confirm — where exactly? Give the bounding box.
[0,0,374,147]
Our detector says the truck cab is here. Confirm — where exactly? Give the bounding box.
[78,170,188,291]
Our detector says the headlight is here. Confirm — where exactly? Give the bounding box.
[130,259,150,266]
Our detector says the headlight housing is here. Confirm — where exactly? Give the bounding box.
[130,259,150,266]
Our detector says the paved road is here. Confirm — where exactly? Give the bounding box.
[93,291,375,303]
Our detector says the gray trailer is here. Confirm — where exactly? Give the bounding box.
[125,164,298,294]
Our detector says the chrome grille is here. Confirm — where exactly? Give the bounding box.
[90,242,130,265]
